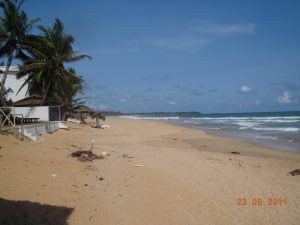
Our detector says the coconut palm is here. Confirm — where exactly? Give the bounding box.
[0,0,40,106]
[17,18,91,105]
[50,67,87,120]
[52,67,86,107]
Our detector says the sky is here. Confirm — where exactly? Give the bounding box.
[21,0,300,113]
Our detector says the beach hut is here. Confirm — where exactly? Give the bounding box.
[72,105,94,123]
[11,96,61,122]
[91,112,106,127]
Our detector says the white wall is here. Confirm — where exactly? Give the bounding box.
[13,106,49,121]
[0,66,28,102]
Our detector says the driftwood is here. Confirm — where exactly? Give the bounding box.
[289,169,300,176]
[231,151,240,154]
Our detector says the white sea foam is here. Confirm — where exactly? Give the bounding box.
[233,121,260,127]
[190,116,300,122]
[252,127,300,132]
[189,116,300,132]
[183,120,202,124]
[254,135,279,140]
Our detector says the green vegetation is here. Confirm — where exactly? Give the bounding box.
[0,0,90,109]
[0,0,40,106]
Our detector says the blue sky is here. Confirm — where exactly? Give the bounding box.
[23,0,300,113]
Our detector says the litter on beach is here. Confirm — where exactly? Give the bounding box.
[289,169,300,176]
[71,149,103,162]
[231,151,240,154]
[67,118,81,124]
[91,124,110,129]
[134,164,143,167]
[96,176,105,181]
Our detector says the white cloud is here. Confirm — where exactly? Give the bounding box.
[111,95,129,103]
[147,22,254,52]
[148,37,210,51]
[192,22,255,35]
[240,85,252,93]
[111,96,120,100]
[168,100,176,105]
[98,47,139,54]
[119,98,128,103]
[277,91,293,104]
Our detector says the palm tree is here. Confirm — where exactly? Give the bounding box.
[46,67,87,120]
[17,19,91,105]
[0,0,40,106]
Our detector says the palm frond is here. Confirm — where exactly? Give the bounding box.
[64,54,92,62]
[18,61,46,73]
[16,72,32,94]
[21,43,48,59]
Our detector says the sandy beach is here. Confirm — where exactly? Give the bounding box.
[0,119,299,225]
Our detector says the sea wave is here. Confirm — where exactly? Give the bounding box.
[254,135,279,140]
[190,116,300,122]
[252,127,300,132]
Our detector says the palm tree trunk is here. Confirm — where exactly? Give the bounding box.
[41,82,51,105]
[0,82,7,107]
[0,52,13,107]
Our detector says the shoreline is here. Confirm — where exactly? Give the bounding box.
[111,117,300,160]
[154,119,300,161]
[113,111,300,153]
[0,118,299,225]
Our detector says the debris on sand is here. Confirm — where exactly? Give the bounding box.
[289,169,300,176]
[71,146,103,162]
[101,152,108,158]
[96,176,104,181]
[231,151,240,154]
[134,164,143,167]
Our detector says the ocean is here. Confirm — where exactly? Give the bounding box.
[116,111,300,152]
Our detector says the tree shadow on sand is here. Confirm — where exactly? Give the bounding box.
[0,198,73,225]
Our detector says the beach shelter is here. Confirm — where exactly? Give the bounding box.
[91,112,106,127]
[72,105,94,123]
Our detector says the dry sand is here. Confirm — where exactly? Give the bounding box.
[0,119,299,225]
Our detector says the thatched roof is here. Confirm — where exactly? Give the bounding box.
[91,111,106,121]
[73,105,94,113]
[91,112,105,118]
[14,96,43,106]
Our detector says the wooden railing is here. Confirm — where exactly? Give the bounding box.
[0,107,24,128]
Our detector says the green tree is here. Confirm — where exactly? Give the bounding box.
[0,0,40,106]
[52,67,87,119]
[17,19,91,105]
